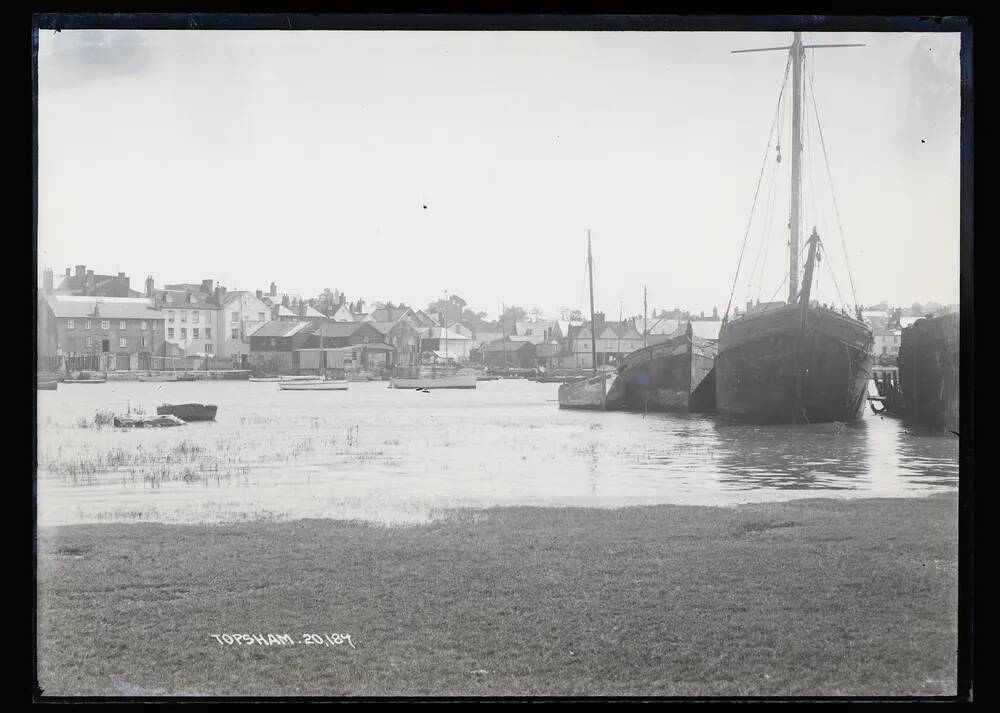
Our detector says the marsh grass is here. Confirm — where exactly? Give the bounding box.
[36,494,958,697]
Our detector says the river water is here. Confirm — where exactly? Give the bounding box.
[35,379,959,527]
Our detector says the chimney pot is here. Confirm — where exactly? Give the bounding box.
[76,265,85,277]
[65,267,71,276]
[270,282,277,296]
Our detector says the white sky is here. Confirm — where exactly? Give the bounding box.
[37,30,961,319]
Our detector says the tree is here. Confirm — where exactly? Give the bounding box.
[427,294,468,326]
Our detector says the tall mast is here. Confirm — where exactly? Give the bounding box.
[730,34,864,306]
[502,302,507,368]
[588,230,597,374]
[788,32,803,304]
[643,285,648,349]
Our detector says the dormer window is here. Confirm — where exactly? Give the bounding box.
[165,294,172,303]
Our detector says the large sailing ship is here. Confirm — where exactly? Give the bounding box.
[715,33,873,424]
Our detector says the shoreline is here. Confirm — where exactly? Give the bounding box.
[37,493,958,697]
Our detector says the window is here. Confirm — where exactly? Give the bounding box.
[152,322,158,330]
[258,312,265,322]
[205,343,213,354]
[66,319,75,330]
[193,311,200,324]
[231,312,239,323]
[101,320,110,330]
[193,328,200,339]
[180,312,187,322]
[85,336,93,348]
[85,320,92,330]
[181,328,187,339]
[232,328,239,339]
[168,328,174,339]
[119,337,127,348]
[140,321,147,330]
[140,336,148,348]
[119,320,127,330]
[168,310,174,322]
[205,328,211,338]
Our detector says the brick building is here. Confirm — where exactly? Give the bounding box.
[38,294,165,371]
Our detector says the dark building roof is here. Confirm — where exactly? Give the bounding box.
[250,320,318,338]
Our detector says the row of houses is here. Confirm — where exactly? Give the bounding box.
[38,263,737,373]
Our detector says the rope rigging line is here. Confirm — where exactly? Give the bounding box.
[758,240,812,315]
[746,140,782,305]
[807,66,860,312]
[722,52,793,325]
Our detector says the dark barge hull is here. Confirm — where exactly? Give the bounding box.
[898,313,959,432]
[616,327,717,412]
[715,304,873,424]
[156,403,218,421]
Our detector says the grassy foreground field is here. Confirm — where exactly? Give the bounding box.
[36,494,958,697]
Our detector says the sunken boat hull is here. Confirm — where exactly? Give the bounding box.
[557,372,626,410]
[616,329,717,412]
[715,304,873,424]
[897,313,959,432]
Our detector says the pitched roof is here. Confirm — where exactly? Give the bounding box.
[483,338,534,352]
[251,320,317,338]
[44,295,162,320]
[425,327,472,340]
[156,289,221,308]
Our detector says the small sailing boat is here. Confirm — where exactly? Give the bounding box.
[715,33,873,424]
[558,231,624,410]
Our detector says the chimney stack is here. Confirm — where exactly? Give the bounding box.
[145,276,155,298]
[201,279,214,294]
[65,267,71,277]
[255,289,263,300]
[75,265,85,278]
[270,282,277,296]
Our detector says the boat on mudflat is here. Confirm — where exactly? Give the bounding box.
[139,374,178,382]
[114,414,186,428]
[557,231,625,411]
[64,374,107,384]
[558,371,625,410]
[37,380,58,390]
[616,322,717,412]
[278,379,349,391]
[156,403,218,421]
[390,372,477,390]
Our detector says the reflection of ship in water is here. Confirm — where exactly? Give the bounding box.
[897,313,960,434]
[616,322,718,413]
[709,420,872,490]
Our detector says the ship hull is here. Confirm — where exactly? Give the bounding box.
[617,333,717,412]
[898,313,959,432]
[715,305,873,424]
[557,372,625,410]
[390,375,477,389]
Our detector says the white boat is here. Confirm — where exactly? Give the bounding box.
[138,374,178,382]
[249,377,281,382]
[390,373,477,390]
[278,375,322,381]
[278,379,349,391]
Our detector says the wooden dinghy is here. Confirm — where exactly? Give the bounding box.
[156,403,218,421]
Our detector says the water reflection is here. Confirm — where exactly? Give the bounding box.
[35,380,958,526]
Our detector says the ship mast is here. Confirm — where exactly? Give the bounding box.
[789,32,803,304]
[731,34,864,306]
[587,230,597,375]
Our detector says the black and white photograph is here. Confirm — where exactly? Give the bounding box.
[33,14,970,700]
